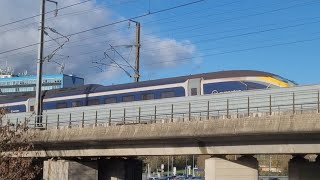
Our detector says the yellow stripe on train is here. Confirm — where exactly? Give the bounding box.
[258,77,289,87]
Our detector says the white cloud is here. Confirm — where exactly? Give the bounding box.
[141,37,196,68]
[0,0,198,84]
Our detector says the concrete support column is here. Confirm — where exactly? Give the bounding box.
[289,155,320,180]
[43,160,98,180]
[237,155,259,170]
[98,158,142,180]
[205,155,258,180]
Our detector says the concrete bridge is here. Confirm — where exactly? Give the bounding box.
[27,112,320,157]
[25,111,320,180]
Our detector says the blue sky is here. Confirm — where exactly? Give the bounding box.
[0,0,319,85]
[97,0,320,85]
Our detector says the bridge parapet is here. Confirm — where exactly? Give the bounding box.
[2,84,320,131]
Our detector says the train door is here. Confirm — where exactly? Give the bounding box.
[187,78,202,96]
[26,98,35,112]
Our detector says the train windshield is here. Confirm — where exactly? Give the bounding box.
[273,75,298,86]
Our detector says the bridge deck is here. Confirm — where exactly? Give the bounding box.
[25,112,320,157]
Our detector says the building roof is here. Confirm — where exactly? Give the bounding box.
[0,74,83,81]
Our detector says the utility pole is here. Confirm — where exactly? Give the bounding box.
[167,156,170,176]
[185,156,188,176]
[192,155,195,177]
[130,20,140,82]
[35,0,58,126]
[35,0,46,126]
[171,156,174,176]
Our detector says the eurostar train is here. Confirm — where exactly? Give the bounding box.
[0,70,296,113]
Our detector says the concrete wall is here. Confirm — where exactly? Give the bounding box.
[43,160,69,180]
[43,160,98,180]
[205,157,258,180]
[43,158,142,180]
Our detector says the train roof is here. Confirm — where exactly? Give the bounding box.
[44,84,102,98]
[39,70,277,97]
[94,70,276,92]
[0,70,281,102]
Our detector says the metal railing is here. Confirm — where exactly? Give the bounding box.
[1,85,320,130]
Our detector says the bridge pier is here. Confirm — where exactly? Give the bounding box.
[43,159,98,180]
[288,155,320,180]
[205,155,258,180]
[43,158,142,180]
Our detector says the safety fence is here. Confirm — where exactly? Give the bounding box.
[1,85,320,130]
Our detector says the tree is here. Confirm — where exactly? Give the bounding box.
[0,108,41,180]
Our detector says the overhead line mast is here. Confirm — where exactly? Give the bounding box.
[132,20,141,83]
[35,0,58,126]
[35,0,46,126]
[117,20,140,83]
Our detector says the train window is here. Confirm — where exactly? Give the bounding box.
[122,95,135,102]
[30,106,34,111]
[105,97,117,104]
[56,102,67,109]
[88,99,100,106]
[160,91,175,99]
[72,101,82,107]
[141,93,154,100]
[191,88,198,96]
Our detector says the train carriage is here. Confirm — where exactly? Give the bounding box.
[0,70,296,113]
